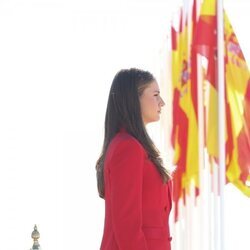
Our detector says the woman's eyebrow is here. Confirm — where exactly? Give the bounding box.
[154,90,160,93]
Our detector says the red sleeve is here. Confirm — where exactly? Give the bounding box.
[109,137,148,250]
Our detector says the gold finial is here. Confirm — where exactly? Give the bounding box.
[31,225,41,250]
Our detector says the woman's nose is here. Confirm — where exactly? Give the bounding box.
[160,96,165,106]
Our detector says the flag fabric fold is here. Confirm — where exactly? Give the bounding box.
[171,0,250,221]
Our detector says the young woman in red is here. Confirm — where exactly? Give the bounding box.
[96,68,172,250]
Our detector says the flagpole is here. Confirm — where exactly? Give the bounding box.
[186,1,195,249]
[182,0,190,248]
[195,0,207,247]
[195,1,213,249]
[217,1,225,250]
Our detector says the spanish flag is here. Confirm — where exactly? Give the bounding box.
[194,0,250,196]
[171,10,189,220]
[224,13,250,196]
[171,1,200,220]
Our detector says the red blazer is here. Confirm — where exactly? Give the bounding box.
[100,128,172,250]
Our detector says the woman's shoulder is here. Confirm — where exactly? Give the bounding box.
[104,131,147,167]
[108,130,145,156]
[113,131,142,148]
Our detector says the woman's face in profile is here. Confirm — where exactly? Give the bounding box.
[139,81,165,125]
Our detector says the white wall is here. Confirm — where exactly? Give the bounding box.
[0,0,249,249]
[0,0,181,249]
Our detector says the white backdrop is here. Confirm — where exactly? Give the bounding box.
[0,0,249,249]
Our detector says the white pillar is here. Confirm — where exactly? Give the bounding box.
[217,0,225,249]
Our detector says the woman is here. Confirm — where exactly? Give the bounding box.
[96,68,172,250]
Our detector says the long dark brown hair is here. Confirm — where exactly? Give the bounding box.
[96,68,170,198]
